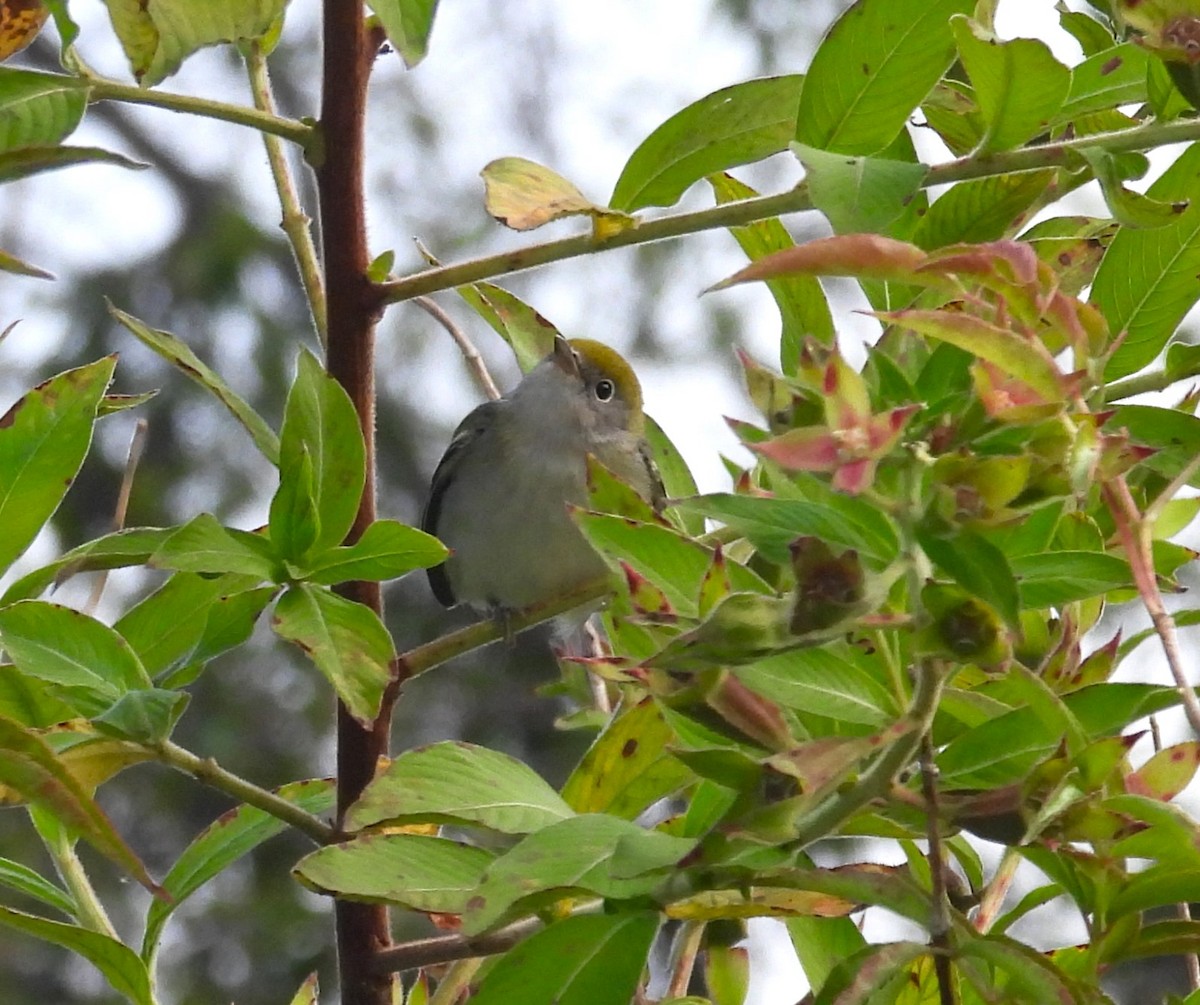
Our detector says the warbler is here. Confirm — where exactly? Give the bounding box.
[422,334,663,615]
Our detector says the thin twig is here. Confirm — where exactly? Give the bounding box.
[973,848,1021,934]
[1103,478,1200,736]
[84,419,147,616]
[667,921,705,999]
[414,297,500,400]
[152,739,336,845]
[245,42,328,344]
[920,731,956,1005]
[76,60,314,151]
[394,577,612,681]
[371,917,546,974]
[376,116,1200,305]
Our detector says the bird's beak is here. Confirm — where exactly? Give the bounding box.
[551,334,581,379]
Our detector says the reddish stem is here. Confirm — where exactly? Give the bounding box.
[318,5,391,1005]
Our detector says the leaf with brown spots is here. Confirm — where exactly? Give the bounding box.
[0,356,114,576]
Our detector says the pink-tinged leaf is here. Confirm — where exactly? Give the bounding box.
[1127,742,1200,802]
[822,354,871,426]
[921,240,1042,287]
[866,404,922,451]
[881,308,1066,402]
[831,457,879,495]
[752,427,841,470]
[706,234,929,291]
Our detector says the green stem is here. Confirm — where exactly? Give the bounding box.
[429,958,483,1005]
[85,77,313,151]
[395,577,613,679]
[153,740,336,844]
[378,116,1200,304]
[244,42,328,343]
[40,822,119,939]
[1104,366,1190,402]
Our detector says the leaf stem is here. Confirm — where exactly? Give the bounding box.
[84,76,314,152]
[245,42,328,344]
[38,816,119,939]
[377,116,1200,304]
[371,917,545,974]
[152,740,335,844]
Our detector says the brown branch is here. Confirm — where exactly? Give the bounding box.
[371,917,544,975]
[318,5,392,1005]
[920,732,956,1005]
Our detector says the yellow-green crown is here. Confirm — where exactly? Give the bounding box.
[568,338,644,427]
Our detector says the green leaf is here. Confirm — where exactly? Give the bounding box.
[786,916,867,999]
[611,75,804,211]
[115,573,245,676]
[269,444,319,562]
[707,172,835,369]
[295,833,492,914]
[367,0,439,68]
[912,171,1056,251]
[152,513,278,579]
[735,644,900,727]
[463,815,695,934]
[1059,43,1149,123]
[0,68,87,151]
[917,527,1021,629]
[951,15,1070,152]
[345,741,574,834]
[0,600,151,698]
[958,932,1083,1004]
[881,308,1064,403]
[679,491,900,566]
[1106,405,1200,483]
[1080,147,1189,229]
[0,906,153,1005]
[1010,551,1132,607]
[91,688,187,744]
[1094,141,1200,379]
[817,940,929,1005]
[561,697,694,818]
[575,513,769,618]
[455,281,557,373]
[0,144,145,183]
[0,527,173,605]
[0,356,113,575]
[304,519,447,585]
[157,585,277,687]
[644,416,704,536]
[795,0,974,155]
[0,716,158,895]
[142,778,334,959]
[101,0,288,87]
[108,304,280,463]
[273,349,365,556]
[791,143,927,234]
[1110,866,1200,921]
[0,856,74,916]
[471,912,659,1005]
[271,584,393,728]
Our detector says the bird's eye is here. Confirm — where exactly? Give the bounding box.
[595,378,615,402]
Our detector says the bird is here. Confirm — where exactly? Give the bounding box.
[422,334,663,620]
